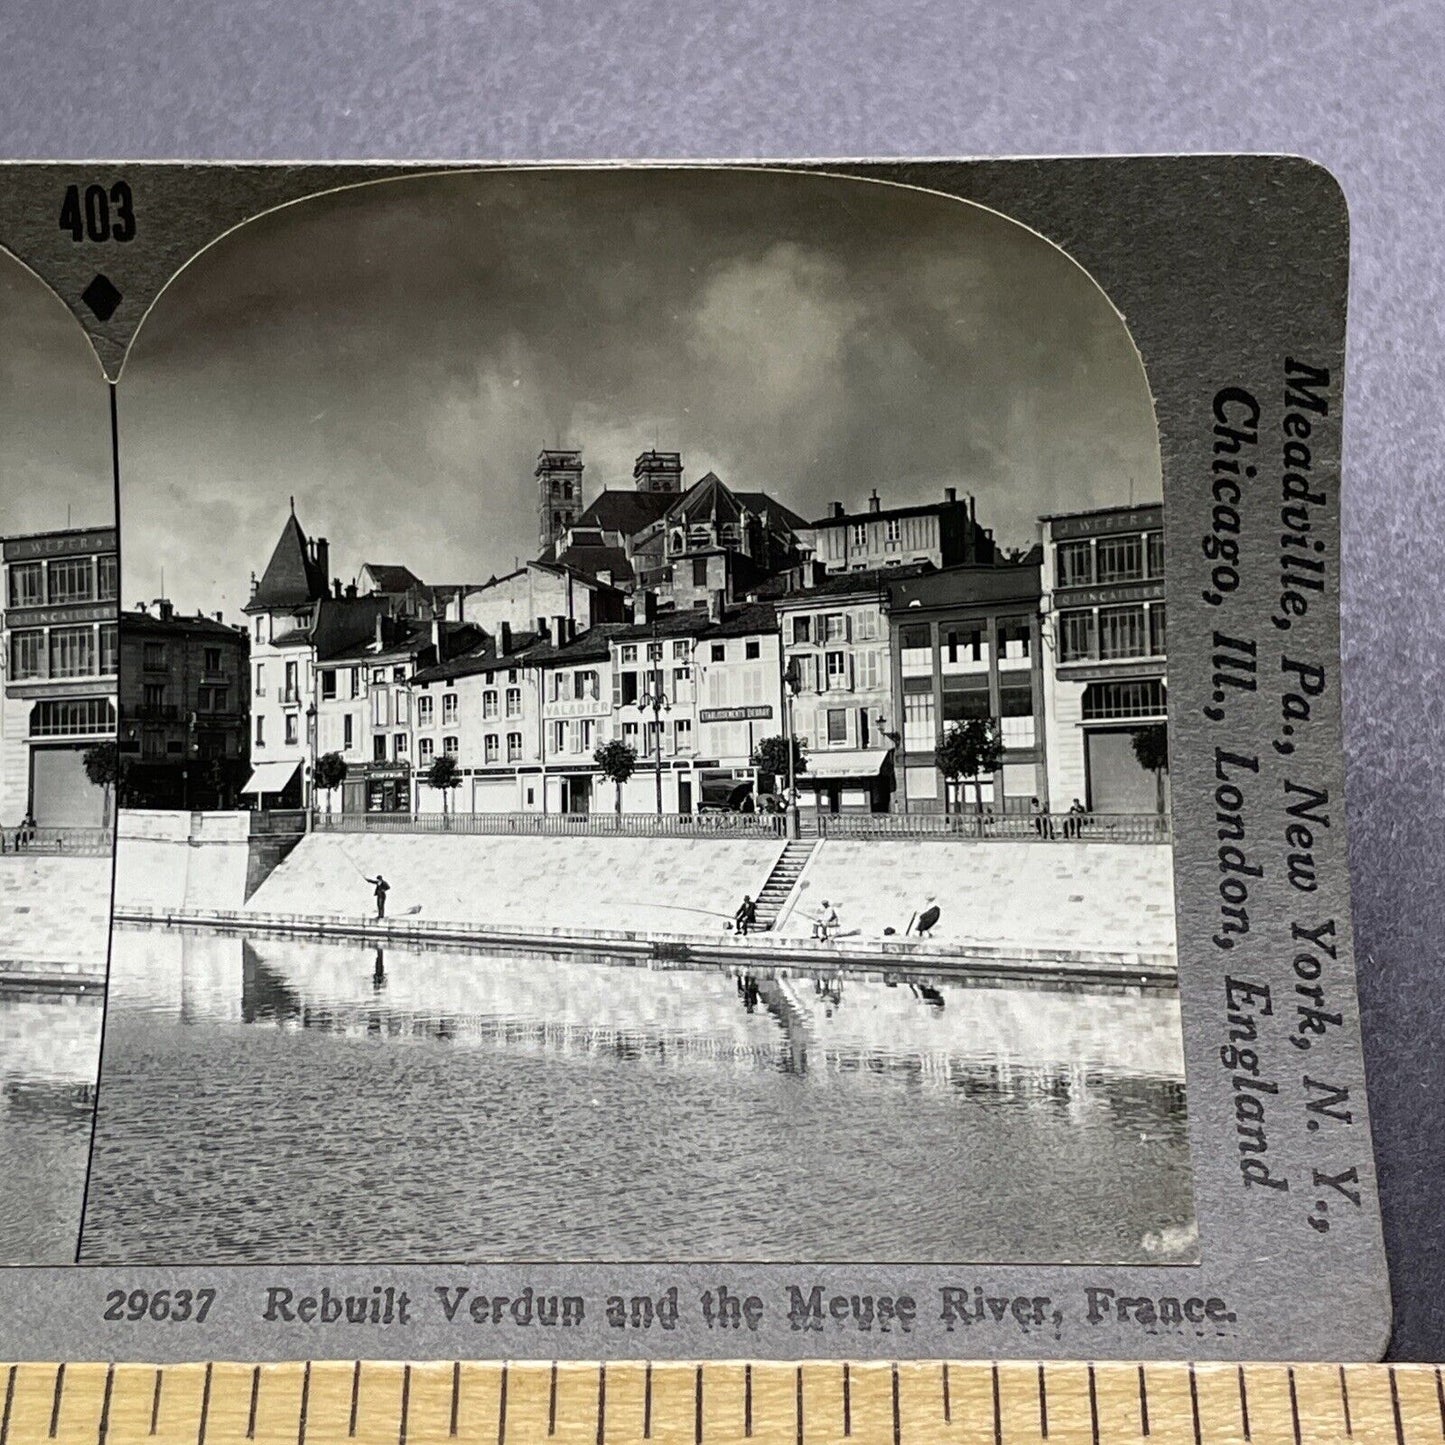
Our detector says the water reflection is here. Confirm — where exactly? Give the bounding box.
[82,926,1196,1265]
[0,987,102,1263]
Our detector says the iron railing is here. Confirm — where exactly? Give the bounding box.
[0,825,115,856]
[309,809,789,839]
[816,811,1171,843]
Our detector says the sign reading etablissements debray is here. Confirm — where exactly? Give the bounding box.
[0,156,1388,1364]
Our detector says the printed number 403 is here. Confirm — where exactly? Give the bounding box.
[103,1288,216,1323]
[59,182,135,243]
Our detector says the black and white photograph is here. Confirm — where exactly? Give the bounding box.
[76,168,1195,1266]
[0,247,117,1264]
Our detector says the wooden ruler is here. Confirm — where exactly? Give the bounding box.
[1,1361,1440,1445]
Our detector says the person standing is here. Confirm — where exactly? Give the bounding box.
[365,873,390,919]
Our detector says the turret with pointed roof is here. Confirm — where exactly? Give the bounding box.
[245,503,330,613]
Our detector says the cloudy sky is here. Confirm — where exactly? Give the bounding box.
[0,254,111,539]
[116,168,1160,618]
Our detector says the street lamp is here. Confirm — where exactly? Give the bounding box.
[783,657,802,840]
[634,672,671,815]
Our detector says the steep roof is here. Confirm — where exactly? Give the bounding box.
[573,489,674,537]
[550,542,635,584]
[246,513,328,612]
[362,563,424,593]
[665,473,809,535]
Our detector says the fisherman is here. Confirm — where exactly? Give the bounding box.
[364,873,391,919]
[812,899,839,941]
[735,894,758,935]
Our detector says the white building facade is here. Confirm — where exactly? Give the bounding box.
[1038,503,1168,814]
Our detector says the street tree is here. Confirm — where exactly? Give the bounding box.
[313,751,348,813]
[1132,723,1170,813]
[937,718,1004,814]
[425,754,462,815]
[752,734,807,796]
[594,738,638,814]
[82,742,121,820]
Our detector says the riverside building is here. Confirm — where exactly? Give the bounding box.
[769,564,933,815]
[118,600,250,809]
[1038,503,1168,815]
[242,506,389,809]
[0,526,118,827]
[887,561,1045,815]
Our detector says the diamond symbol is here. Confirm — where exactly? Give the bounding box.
[81,274,122,322]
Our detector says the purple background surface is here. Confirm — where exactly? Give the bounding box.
[0,0,1439,1359]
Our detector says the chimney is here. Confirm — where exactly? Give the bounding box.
[432,616,445,664]
[214,611,223,623]
[345,581,358,600]
[830,501,845,519]
[970,495,978,526]
[333,579,343,599]
[136,601,148,615]
[374,613,385,650]
[944,486,957,505]
[249,571,258,597]
[552,615,567,646]
[314,537,330,583]
[155,598,174,621]
[867,489,881,513]
[708,588,725,624]
[498,620,512,657]
[631,589,656,625]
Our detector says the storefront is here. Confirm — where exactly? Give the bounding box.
[360,762,411,813]
[798,747,894,814]
[241,759,302,810]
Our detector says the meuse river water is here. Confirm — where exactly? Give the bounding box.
[0,987,101,1264]
[78,926,1196,1264]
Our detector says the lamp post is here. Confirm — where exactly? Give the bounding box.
[783,658,802,840]
[635,675,671,815]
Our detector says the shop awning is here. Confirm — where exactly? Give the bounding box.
[800,748,891,781]
[241,760,300,795]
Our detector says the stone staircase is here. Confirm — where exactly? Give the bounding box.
[753,840,816,930]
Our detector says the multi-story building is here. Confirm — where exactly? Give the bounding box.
[770,565,933,815]
[0,526,118,826]
[118,601,250,809]
[811,487,995,574]
[887,561,1045,814]
[312,616,482,814]
[1038,503,1167,814]
[409,622,547,814]
[242,507,389,809]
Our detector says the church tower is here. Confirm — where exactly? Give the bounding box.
[633,449,683,494]
[537,448,584,552]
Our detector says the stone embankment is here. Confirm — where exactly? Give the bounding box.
[0,856,113,988]
[114,823,1178,982]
